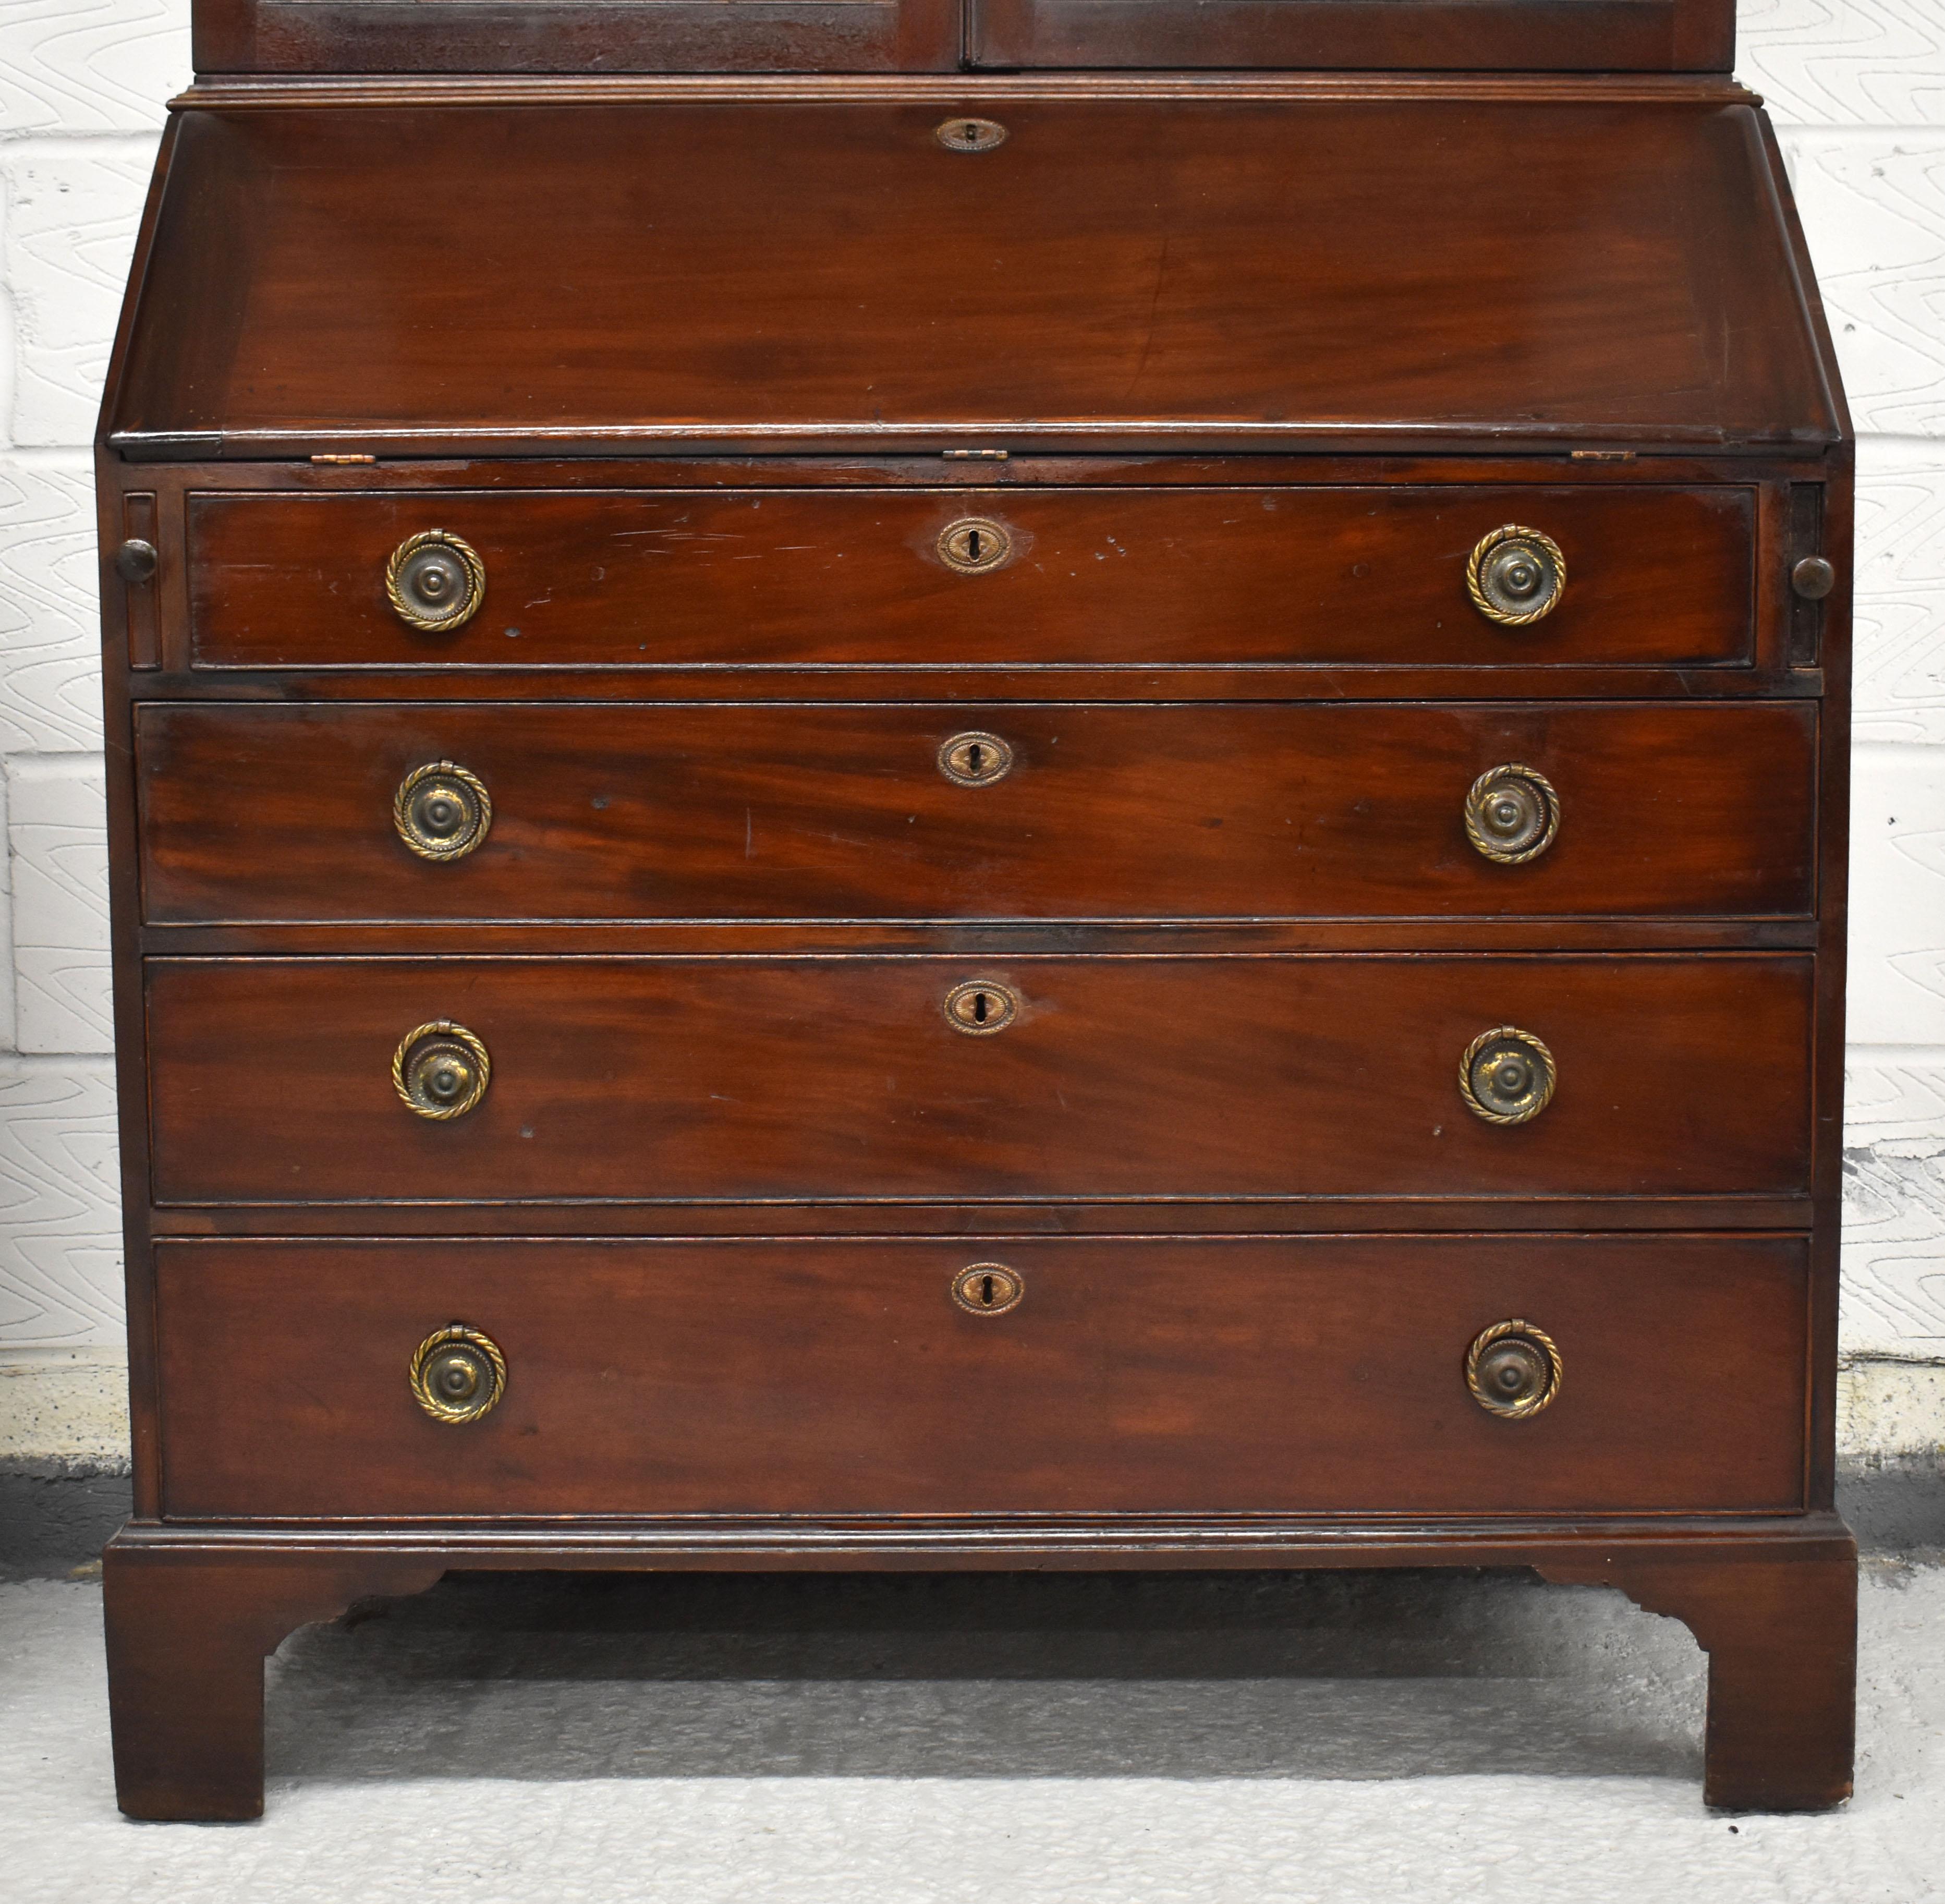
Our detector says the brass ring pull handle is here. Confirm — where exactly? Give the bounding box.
[1465,1319,1563,1420]
[393,1021,491,1120]
[410,1323,507,1424]
[943,979,1019,1036]
[951,1263,1025,1315]
[1466,525,1566,626]
[394,761,493,861]
[937,517,1013,575]
[1464,765,1560,865]
[1459,1026,1556,1125]
[938,732,1014,787]
[386,530,486,633]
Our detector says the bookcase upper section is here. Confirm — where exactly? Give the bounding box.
[192,0,1735,76]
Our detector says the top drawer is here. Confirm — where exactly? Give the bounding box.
[185,487,1755,675]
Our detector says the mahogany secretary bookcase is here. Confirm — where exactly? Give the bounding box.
[96,0,1856,1817]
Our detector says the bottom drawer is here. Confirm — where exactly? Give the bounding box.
[153,1235,1809,1520]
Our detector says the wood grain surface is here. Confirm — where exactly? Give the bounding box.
[191,0,1733,75]
[182,486,1757,673]
[135,700,1818,924]
[151,1233,1808,1519]
[109,99,1838,455]
[142,953,1815,1203]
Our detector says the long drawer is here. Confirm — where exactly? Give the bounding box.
[185,487,1755,672]
[152,1235,1810,1520]
[144,954,1813,1203]
[136,701,1817,924]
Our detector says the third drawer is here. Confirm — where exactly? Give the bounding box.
[145,952,1813,1203]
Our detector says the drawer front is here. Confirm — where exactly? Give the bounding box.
[153,1235,1809,1520]
[137,701,1816,925]
[145,954,1812,1203]
[186,487,1754,673]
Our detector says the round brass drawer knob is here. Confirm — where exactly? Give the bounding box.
[386,530,486,633]
[114,538,159,584]
[939,731,1014,787]
[1466,525,1566,626]
[943,979,1019,1036]
[1465,1319,1563,1420]
[394,761,493,861]
[937,517,1013,575]
[952,1263,1024,1314]
[1460,1026,1557,1125]
[410,1323,507,1424]
[393,1021,491,1120]
[1792,555,1837,601]
[1465,765,1560,864]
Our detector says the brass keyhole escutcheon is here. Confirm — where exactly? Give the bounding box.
[410,1323,508,1423]
[386,530,486,633]
[1466,525,1566,626]
[1458,1026,1557,1126]
[939,731,1015,787]
[943,979,1020,1036]
[1465,1319,1563,1420]
[937,517,1014,575]
[1464,764,1560,865]
[393,1020,492,1120]
[951,1263,1025,1315]
[394,760,493,861]
[934,117,1008,153]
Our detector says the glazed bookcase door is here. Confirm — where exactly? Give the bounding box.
[965,0,1735,71]
[191,0,963,73]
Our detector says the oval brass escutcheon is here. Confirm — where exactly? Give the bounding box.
[410,1323,508,1424]
[1459,1025,1557,1125]
[1466,525,1566,626]
[386,530,486,633]
[937,517,1013,575]
[393,1020,492,1120]
[1464,764,1560,865]
[935,117,1008,153]
[952,1263,1025,1315]
[943,979,1020,1036]
[1465,1318,1563,1420]
[394,760,493,861]
[938,731,1015,787]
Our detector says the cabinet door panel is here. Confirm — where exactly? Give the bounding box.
[967,0,1733,72]
[197,0,961,74]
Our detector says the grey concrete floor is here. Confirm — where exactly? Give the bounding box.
[2,1563,1941,1903]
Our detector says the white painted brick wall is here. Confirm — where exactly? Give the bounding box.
[0,4,1938,1451]
[1,1,179,1374]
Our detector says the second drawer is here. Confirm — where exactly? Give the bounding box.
[136,701,1818,923]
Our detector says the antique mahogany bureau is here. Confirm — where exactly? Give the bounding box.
[96,0,1855,1818]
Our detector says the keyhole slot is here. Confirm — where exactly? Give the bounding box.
[939,732,1014,787]
[951,1263,1024,1315]
[943,978,1019,1035]
[937,517,1012,574]
[935,117,1008,153]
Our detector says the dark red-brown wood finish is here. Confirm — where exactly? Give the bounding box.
[96,0,1853,1823]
